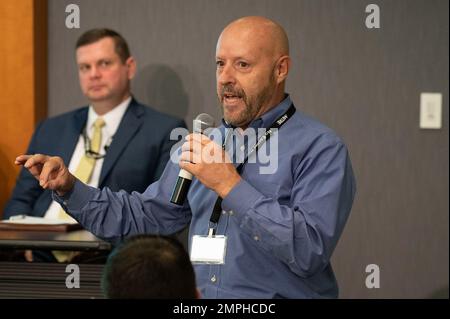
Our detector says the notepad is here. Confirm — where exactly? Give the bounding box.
[3,215,77,225]
[0,215,81,232]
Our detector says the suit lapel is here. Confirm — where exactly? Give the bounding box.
[59,108,87,164]
[99,99,144,186]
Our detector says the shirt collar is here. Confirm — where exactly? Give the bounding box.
[222,94,292,130]
[87,96,131,137]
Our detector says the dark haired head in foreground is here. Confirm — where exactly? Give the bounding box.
[102,235,198,299]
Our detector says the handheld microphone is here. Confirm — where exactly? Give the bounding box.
[170,113,215,205]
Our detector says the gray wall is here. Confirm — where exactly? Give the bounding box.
[48,0,449,298]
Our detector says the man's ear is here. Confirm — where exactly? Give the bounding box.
[275,55,291,84]
[196,288,202,299]
[125,56,137,80]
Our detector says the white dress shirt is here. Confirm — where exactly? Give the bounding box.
[44,97,131,220]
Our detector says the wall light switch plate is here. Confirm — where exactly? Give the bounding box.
[420,93,442,129]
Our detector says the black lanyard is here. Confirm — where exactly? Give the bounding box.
[208,103,296,235]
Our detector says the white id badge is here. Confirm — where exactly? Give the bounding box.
[190,235,227,264]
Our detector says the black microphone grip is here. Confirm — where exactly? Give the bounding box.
[170,113,215,205]
[170,168,193,205]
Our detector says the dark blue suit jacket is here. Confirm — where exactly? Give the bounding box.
[3,98,186,219]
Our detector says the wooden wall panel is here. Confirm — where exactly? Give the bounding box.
[0,0,47,216]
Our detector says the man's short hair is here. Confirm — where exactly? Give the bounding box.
[75,28,131,63]
[102,234,197,299]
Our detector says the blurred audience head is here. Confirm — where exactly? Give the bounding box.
[102,234,199,299]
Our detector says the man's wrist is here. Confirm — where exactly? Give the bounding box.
[56,173,76,196]
[217,174,241,198]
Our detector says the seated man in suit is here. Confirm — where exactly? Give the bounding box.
[3,28,186,261]
[102,234,199,299]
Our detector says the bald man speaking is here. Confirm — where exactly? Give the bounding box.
[16,17,356,298]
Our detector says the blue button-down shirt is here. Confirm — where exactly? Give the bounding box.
[56,95,356,298]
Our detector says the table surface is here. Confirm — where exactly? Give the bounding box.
[0,229,111,251]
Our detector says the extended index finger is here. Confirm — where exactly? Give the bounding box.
[15,155,33,165]
[23,154,49,169]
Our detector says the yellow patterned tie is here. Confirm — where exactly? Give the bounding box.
[54,118,105,262]
[58,117,105,221]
